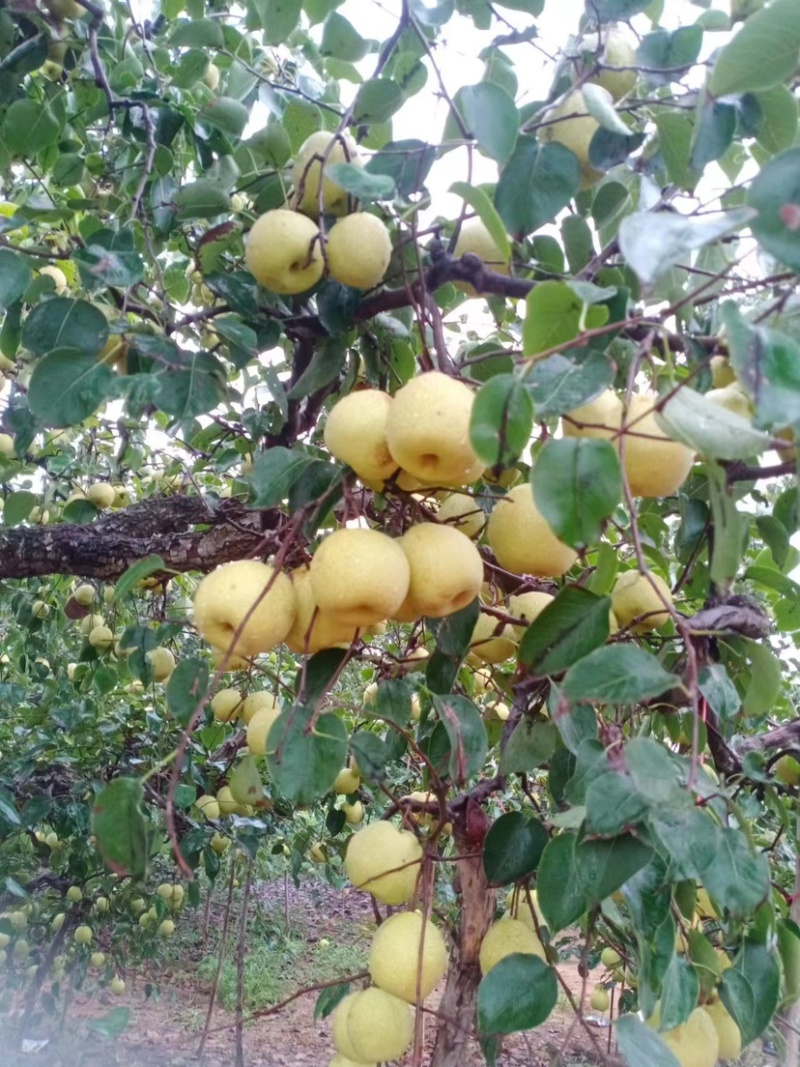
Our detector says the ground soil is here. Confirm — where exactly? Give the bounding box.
[0,879,775,1067]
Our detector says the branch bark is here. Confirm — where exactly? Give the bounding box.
[0,495,282,580]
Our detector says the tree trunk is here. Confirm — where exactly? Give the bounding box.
[431,844,496,1067]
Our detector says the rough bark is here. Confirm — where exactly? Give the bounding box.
[431,823,496,1067]
[0,495,283,579]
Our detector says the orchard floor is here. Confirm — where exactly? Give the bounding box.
[0,879,779,1067]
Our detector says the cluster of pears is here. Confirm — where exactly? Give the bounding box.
[244,131,392,296]
[326,820,447,1066]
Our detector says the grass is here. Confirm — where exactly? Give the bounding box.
[196,931,368,1013]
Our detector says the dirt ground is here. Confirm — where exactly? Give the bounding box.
[0,878,757,1067]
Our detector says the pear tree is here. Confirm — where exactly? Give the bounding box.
[0,1,799,1066]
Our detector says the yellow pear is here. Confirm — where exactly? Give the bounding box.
[620,393,694,498]
[538,88,603,186]
[342,801,364,825]
[240,691,279,725]
[343,988,414,1063]
[705,384,753,420]
[505,887,543,929]
[701,999,741,1061]
[561,389,623,439]
[582,26,638,101]
[344,821,422,904]
[590,986,610,1011]
[328,1056,374,1067]
[290,131,361,216]
[89,625,114,649]
[508,590,554,637]
[453,217,511,296]
[710,356,736,387]
[39,264,68,293]
[649,1005,719,1067]
[0,433,14,455]
[479,918,546,975]
[246,705,281,756]
[611,570,672,633]
[195,795,221,820]
[334,767,361,794]
[487,483,577,577]
[192,560,297,658]
[244,209,324,294]
[73,583,96,607]
[285,566,362,653]
[469,612,518,664]
[323,389,397,485]
[147,646,175,681]
[80,613,105,635]
[310,528,410,627]
[211,688,243,722]
[369,911,448,1002]
[87,482,116,509]
[326,213,392,289]
[391,522,483,620]
[385,371,483,488]
[332,993,365,1061]
[436,492,486,539]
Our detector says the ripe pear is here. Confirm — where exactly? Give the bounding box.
[701,999,741,1060]
[285,565,362,654]
[479,918,546,975]
[211,688,243,723]
[73,583,96,606]
[334,767,360,794]
[562,389,623,440]
[89,624,114,649]
[326,213,392,289]
[710,356,736,387]
[109,976,125,994]
[650,1005,719,1067]
[246,705,281,756]
[385,371,483,488]
[620,394,694,497]
[487,483,578,577]
[538,88,603,186]
[291,131,360,216]
[505,887,543,928]
[216,786,239,816]
[195,794,221,820]
[324,389,397,485]
[31,600,50,619]
[469,612,518,664]
[80,613,105,635]
[391,522,483,620]
[193,560,297,658]
[369,911,448,1002]
[343,801,364,825]
[344,821,422,904]
[437,492,486,539]
[590,985,610,1011]
[202,63,220,91]
[87,482,116,509]
[74,925,93,945]
[146,646,175,681]
[342,987,414,1063]
[611,570,672,633]
[601,946,621,967]
[775,754,800,786]
[453,217,511,296]
[309,528,410,627]
[241,691,279,725]
[158,919,176,937]
[508,590,554,637]
[245,209,324,294]
[39,263,68,293]
[0,433,14,456]
[582,26,638,101]
[90,952,106,968]
[706,384,752,420]
[210,832,229,854]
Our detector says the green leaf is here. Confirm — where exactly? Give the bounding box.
[451,83,518,163]
[0,250,31,312]
[562,646,678,705]
[576,835,655,906]
[618,208,754,287]
[720,942,781,1046]
[166,659,210,727]
[426,599,480,694]
[494,138,580,239]
[375,679,412,727]
[523,281,609,357]
[313,982,351,1021]
[477,955,557,1035]
[365,139,436,197]
[754,85,798,154]
[432,694,488,785]
[3,491,38,526]
[654,112,696,190]
[349,732,390,780]
[741,637,782,717]
[21,297,108,358]
[450,181,511,265]
[409,0,455,24]
[169,19,225,46]
[690,93,736,170]
[320,11,369,60]
[86,1007,131,1037]
[499,718,557,774]
[747,147,800,272]
[702,827,770,916]
[536,832,587,931]
[91,778,150,879]
[200,97,250,139]
[287,338,347,399]
[229,754,265,808]
[294,648,349,706]
[722,304,800,429]
[74,244,145,290]
[261,0,302,45]
[659,954,700,1031]
[708,0,800,98]
[114,555,166,600]
[655,386,770,459]
[531,438,621,549]
[528,351,615,418]
[28,349,115,427]
[585,770,650,835]
[482,811,548,885]
[247,447,317,507]
[175,180,231,221]
[591,0,651,18]
[637,26,704,82]
[469,374,533,468]
[616,1015,680,1067]
[2,99,60,155]
[352,79,405,124]
[518,586,610,677]
[324,163,395,201]
[266,706,347,804]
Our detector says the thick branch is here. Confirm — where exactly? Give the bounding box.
[0,496,280,580]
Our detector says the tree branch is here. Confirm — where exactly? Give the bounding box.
[0,496,282,580]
